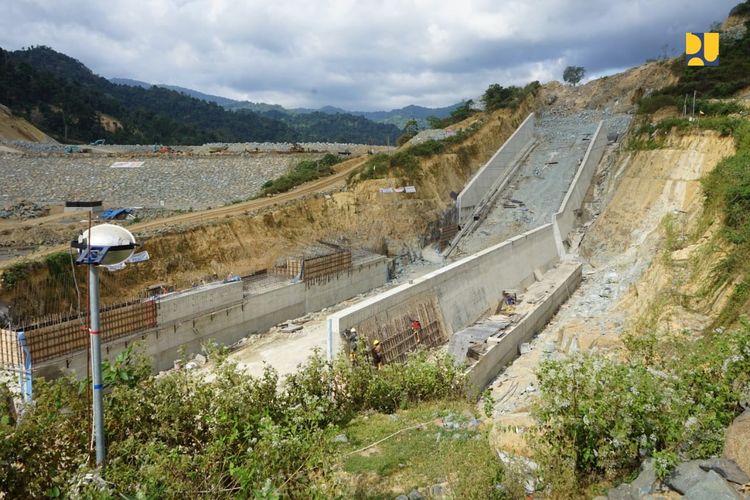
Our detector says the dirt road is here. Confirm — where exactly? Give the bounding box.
[129,155,367,232]
[0,155,368,269]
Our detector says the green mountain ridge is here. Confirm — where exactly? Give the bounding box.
[0,46,401,145]
[109,78,461,129]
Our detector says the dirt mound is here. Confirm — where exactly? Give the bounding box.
[0,104,54,143]
[540,60,678,114]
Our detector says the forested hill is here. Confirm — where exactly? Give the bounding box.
[0,46,401,145]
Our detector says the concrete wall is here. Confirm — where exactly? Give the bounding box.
[555,121,607,244]
[328,223,559,358]
[328,120,611,374]
[157,281,244,324]
[465,262,581,392]
[456,113,535,223]
[35,255,388,378]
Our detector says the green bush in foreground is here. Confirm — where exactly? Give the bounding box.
[532,321,750,491]
[0,349,465,498]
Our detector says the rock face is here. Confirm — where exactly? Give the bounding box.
[724,410,750,477]
[684,469,743,499]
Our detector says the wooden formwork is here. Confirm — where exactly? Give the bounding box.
[303,250,352,283]
[271,256,303,279]
[270,249,352,283]
[438,224,459,251]
[0,328,22,368]
[352,295,449,365]
[18,299,158,364]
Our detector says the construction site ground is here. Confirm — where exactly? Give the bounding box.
[206,106,618,380]
[179,61,687,389]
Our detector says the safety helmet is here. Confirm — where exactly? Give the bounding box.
[373,339,380,346]
[350,327,357,334]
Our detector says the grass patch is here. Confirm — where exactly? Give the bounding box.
[258,153,341,196]
[336,400,504,498]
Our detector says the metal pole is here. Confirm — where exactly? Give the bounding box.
[327,318,333,361]
[89,265,105,465]
[16,331,32,402]
[692,90,697,116]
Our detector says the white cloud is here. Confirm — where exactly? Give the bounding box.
[0,0,738,110]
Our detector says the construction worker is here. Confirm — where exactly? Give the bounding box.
[410,318,422,344]
[371,339,384,369]
[348,328,359,365]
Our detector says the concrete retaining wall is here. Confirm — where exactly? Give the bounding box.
[456,113,535,224]
[465,262,581,392]
[35,256,388,378]
[554,121,607,244]
[328,223,559,358]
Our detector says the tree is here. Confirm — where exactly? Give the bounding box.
[563,66,586,86]
[403,118,419,136]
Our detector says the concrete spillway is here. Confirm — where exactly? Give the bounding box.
[329,115,608,390]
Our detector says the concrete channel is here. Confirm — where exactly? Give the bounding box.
[329,114,609,391]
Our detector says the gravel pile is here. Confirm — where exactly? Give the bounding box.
[0,200,49,219]
[0,140,393,156]
[0,153,298,210]
[407,129,455,145]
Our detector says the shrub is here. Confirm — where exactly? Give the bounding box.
[637,94,679,114]
[0,347,466,497]
[532,322,750,490]
[259,153,341,196]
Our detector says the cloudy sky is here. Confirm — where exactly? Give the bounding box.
[0,0,738,110]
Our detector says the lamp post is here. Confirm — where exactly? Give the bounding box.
[72,223,137,466]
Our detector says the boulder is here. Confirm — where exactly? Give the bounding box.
[407,489,424,500]
[666,460,708,494]
[684,469,743,500]
[607,483,633,500]
[724,409,750,477]
[630,458,657,497]
[699,457,750,485]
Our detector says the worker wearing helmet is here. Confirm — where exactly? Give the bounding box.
[348,328,359,365]
[371,339,384,369]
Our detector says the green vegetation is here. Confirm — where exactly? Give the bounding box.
[636,7,750,115]
[0,251,71,291]
[396,118,421,146]
[348,123,482,184]
[426,99,478,129]
[699,117,750,328]
[563,65,586,86]
[531,322,750,494]
[482,81,541,112]
[337,401,503,498]
[627,109,750,330]
[258,153,342,196]
[0,349,467,497]
[0,46,400,144]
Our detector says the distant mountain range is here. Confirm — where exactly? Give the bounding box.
[109,78,460,129]
[0,46,405,145]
